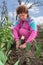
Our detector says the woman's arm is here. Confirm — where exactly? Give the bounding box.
[12,21,20,42]
[26,20,37,43]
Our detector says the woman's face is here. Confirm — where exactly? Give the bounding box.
[18,13,27,21]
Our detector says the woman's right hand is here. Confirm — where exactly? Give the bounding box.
[16,41,20,49]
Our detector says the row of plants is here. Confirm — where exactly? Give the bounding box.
[0,17,13,65]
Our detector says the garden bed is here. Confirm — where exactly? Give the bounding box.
[6,39,43,65]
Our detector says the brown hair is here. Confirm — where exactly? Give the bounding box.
[16,5,29,18]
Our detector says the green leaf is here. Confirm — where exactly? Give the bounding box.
[7,41,12,51]
[26,43,31,51]
[1,42,5,49]
[0,47,6,51]
[7,50,11,56]
[36,44,42,58]
[0,61,4,65]
[0,51,7,64]
[14,59,20,65]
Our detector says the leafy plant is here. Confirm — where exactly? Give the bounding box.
[35,43,42,58]
[26,42,42,58]
[0,51,7,64]
[0,18,13,64]
[25,43,31,51]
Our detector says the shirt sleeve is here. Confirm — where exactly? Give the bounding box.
[29,20,37,31]
[26,19,37,43]
[12,21,20,41]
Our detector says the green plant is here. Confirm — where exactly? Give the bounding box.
[0,18,13,65]
[25,42,42,58]
[25,43,31,51]
[35,43,42,58]
[0,51,7,64]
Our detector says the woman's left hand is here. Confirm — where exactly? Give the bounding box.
[20,43,26,49]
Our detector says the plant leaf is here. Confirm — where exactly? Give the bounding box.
[26,43,31,51]
[0,51,7,64]
[36,43,42,58]
[0,61,4,65]
[14,59,20,65]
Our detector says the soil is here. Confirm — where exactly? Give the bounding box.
[6,39,43,65]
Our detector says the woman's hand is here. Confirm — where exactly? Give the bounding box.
[16,41,20,49]
[20,43,26,49]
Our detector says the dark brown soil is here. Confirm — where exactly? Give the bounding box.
[6,39,43,65]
